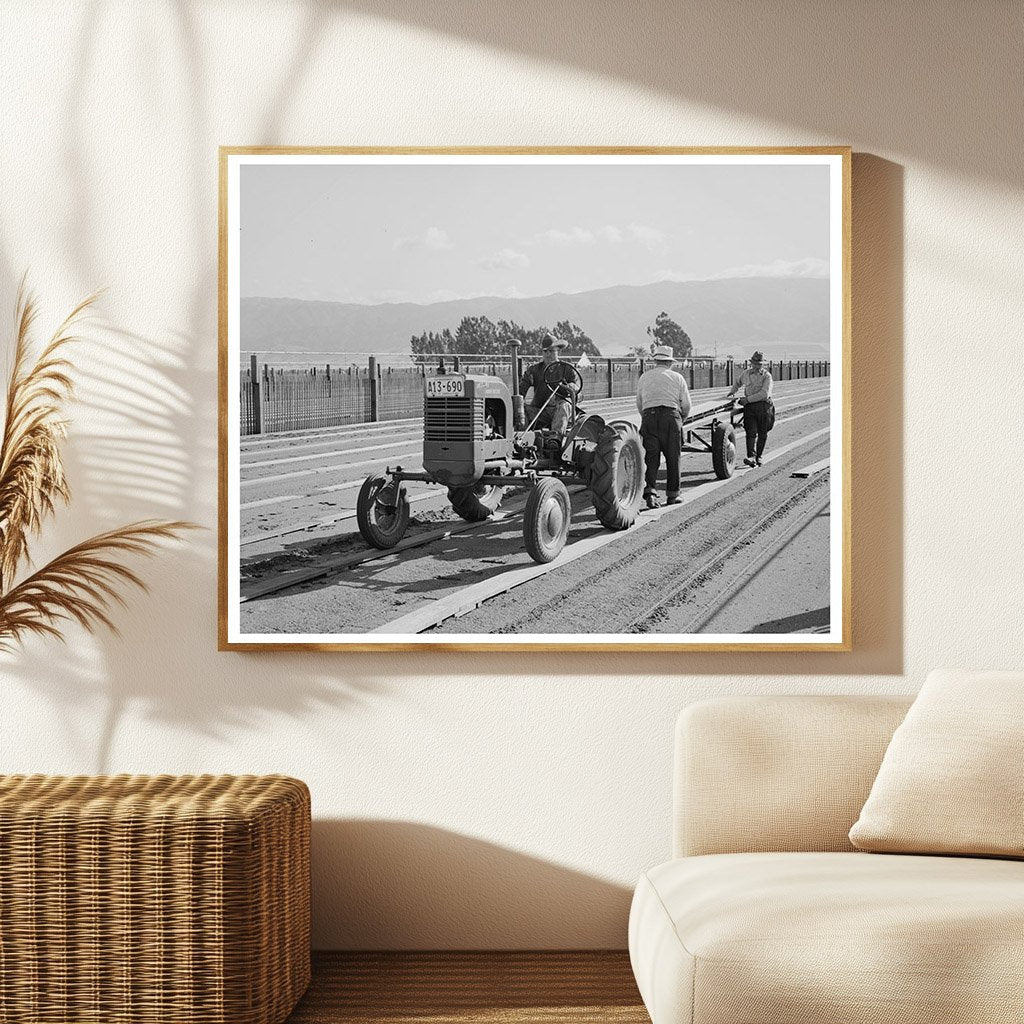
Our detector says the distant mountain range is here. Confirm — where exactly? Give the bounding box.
[241,277,830,360]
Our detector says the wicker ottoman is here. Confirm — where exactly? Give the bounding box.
[0,774,310,1024]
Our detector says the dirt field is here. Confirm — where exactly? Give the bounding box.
[237,378,833,638]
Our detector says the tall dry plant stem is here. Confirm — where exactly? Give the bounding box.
[0,279,195,651]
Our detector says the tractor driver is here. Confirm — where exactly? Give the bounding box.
[520,332,580,434]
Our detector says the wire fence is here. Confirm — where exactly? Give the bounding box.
[239,353,831,436]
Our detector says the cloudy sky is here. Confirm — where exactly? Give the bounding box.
[240,160,831,305]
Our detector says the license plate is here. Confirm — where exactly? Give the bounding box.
[425,375,465,398]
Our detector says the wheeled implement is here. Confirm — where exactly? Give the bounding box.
[357,345,739,564]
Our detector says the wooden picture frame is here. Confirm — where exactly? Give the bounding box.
[219,147,851,651]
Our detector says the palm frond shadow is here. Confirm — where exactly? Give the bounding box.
[2,1,389,772]
[2,309,389,769]
[0,286,199,651]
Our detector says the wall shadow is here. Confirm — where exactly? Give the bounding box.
[334,0,1022,187]
[1,1,915,779]
[311,819,633,949]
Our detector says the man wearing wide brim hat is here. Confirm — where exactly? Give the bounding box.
[635,345,692,508]
[726,350,775,467]
[520,332,580,434]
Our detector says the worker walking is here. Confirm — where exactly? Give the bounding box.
[727,350,774,467]
[636,345,692,508]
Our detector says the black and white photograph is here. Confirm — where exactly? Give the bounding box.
[220,149,849,649]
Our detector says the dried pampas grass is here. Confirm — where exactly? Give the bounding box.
[0,279,195,650]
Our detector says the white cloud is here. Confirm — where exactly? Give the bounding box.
[711,257,830,280]
[531,224,624,246]
[531,221,667,250]
[533,226,595,246]
[478,247,531,270]
[653,257,830,284]
[628,222,667,251]
[394,226,454,251]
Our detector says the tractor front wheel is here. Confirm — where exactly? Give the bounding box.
[356,473,410,549]
[589,422,644,530]
[711,420,737,479]
[523,478,571,564]
[448,483,504,522]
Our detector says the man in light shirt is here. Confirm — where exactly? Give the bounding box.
[635,345,692,508]
[726,350,774,467]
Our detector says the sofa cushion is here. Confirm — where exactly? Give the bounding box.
[629,852,1024,1024]
[849,668,1024,857]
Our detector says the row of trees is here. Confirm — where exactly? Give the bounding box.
[409,311,693,360]
[410,317,601,357]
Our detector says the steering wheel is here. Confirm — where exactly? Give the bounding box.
[542,360,584,400]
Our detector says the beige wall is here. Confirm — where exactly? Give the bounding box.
[1,1,1021,948]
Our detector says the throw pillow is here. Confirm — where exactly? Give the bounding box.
[849,668,1024,857]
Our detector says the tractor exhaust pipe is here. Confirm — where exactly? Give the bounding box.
[510,339,526,430]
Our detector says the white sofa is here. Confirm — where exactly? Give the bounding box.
[628,695,1024,1024]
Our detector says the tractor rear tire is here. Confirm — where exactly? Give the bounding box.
[589,422,644,530]
[711,420,737,480]
[357,473,410,549]
[523,478,571,564]
[447,483,504,522]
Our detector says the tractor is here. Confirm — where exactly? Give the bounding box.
[356,344,738,564]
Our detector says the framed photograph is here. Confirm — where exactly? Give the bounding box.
[219,147,850,651]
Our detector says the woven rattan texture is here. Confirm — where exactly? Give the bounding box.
[0,774,311,1024]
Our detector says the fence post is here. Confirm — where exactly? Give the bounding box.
[709,360,714,389]
[249,353,262,434]
[368,355,380,422]
[453,355,461,372]
[606,358,614,398]
[689,361,695,390]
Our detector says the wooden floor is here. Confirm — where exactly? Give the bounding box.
[286,951,649,1023]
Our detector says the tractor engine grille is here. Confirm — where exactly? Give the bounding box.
[424,397,484,441]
